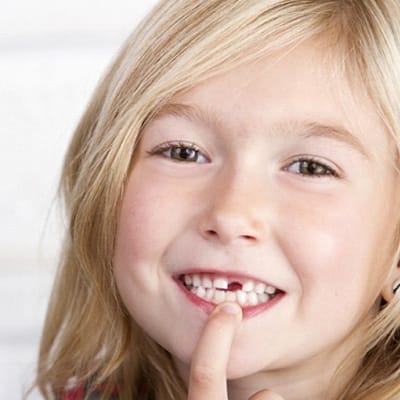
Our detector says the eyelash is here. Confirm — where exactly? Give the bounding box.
[284,156,340,178]
[147,141,209,163]
[148,142,339,178]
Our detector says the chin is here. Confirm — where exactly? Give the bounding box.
[225,357,268,380]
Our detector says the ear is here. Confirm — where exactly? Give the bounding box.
[381,261,400,302]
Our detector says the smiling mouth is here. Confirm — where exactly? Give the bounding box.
[178,273,282,307]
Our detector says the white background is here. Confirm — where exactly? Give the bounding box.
[0,1,158,398]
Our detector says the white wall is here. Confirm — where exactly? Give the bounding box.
[0,1,158,398]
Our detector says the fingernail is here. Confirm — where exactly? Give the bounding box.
[216,302,242,315]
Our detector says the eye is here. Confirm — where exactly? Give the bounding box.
[148,141,209,163]
[285,157,339,178]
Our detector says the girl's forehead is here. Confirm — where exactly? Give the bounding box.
[169,41,394,163]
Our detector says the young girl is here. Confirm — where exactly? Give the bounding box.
[35,1,400,399]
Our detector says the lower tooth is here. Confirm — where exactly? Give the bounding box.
[226,291,236,302]
[258,293,269,303]
[214,289,226,303]
[196,286,206,299]
[205,288,214,300]
[236,290,247,306]
[189,286,271,307]
[248,292,258,306]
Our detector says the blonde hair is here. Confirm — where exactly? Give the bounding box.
[35,1,400,399]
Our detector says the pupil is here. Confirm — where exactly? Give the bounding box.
[181,148,193,158]
[173,147,197,160]
[301,161,324,175]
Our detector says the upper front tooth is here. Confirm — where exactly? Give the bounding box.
[213,277,228,290]
[202,275,213,288]
[242,280,255,292]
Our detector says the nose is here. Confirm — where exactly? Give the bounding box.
[198,170,272,246]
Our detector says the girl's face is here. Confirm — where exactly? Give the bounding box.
[114,42,398,381]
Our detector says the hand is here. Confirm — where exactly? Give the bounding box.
[188,302,285,400]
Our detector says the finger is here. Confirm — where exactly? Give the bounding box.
[249,389,286,400]
[188,302,242,400]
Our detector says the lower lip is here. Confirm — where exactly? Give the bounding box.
[175,279,284,318]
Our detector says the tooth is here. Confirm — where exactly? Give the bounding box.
[265,286,276,295]
[248,292,258,306]
[226,291,236,302]
[192,274,201,287]
[202,275,213,288]
[214,289,226,303]
[255,282,266,294]
[213,277,228,290]
[184,275,192,286]
[258,293,269,303]
[205,288,215,300]
[191,287,197,294]
[242,280,255,292]
[196,286,206,299]
[236,290,247,306]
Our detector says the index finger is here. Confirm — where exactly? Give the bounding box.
[188,302,242,400]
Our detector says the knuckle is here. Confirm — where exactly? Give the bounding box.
[191,364,218,386]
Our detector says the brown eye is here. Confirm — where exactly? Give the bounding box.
[170,146,200,162]
[149,142,208,163]
[287,159,337,177]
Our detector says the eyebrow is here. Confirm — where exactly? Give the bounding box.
[151,102,370,159]
[152,102,222,131]
[285,121,370,159]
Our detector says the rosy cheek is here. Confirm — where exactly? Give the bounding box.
[279,197,368,285]
[288,194,391,320]
[115,168,187,266]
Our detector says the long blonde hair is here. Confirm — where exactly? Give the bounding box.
[36,1,400,399]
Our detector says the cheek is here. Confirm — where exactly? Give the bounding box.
[115,171,180,266]
[113,166,204,305]
[113,172,166,303]
[280,190,391,309]
[114,162,210,269]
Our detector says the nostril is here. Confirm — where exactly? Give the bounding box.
[242,234,257,241]
[204,231,257,242]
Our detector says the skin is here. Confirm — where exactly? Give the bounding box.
[114,41,400,399]
[189,302,283,400]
